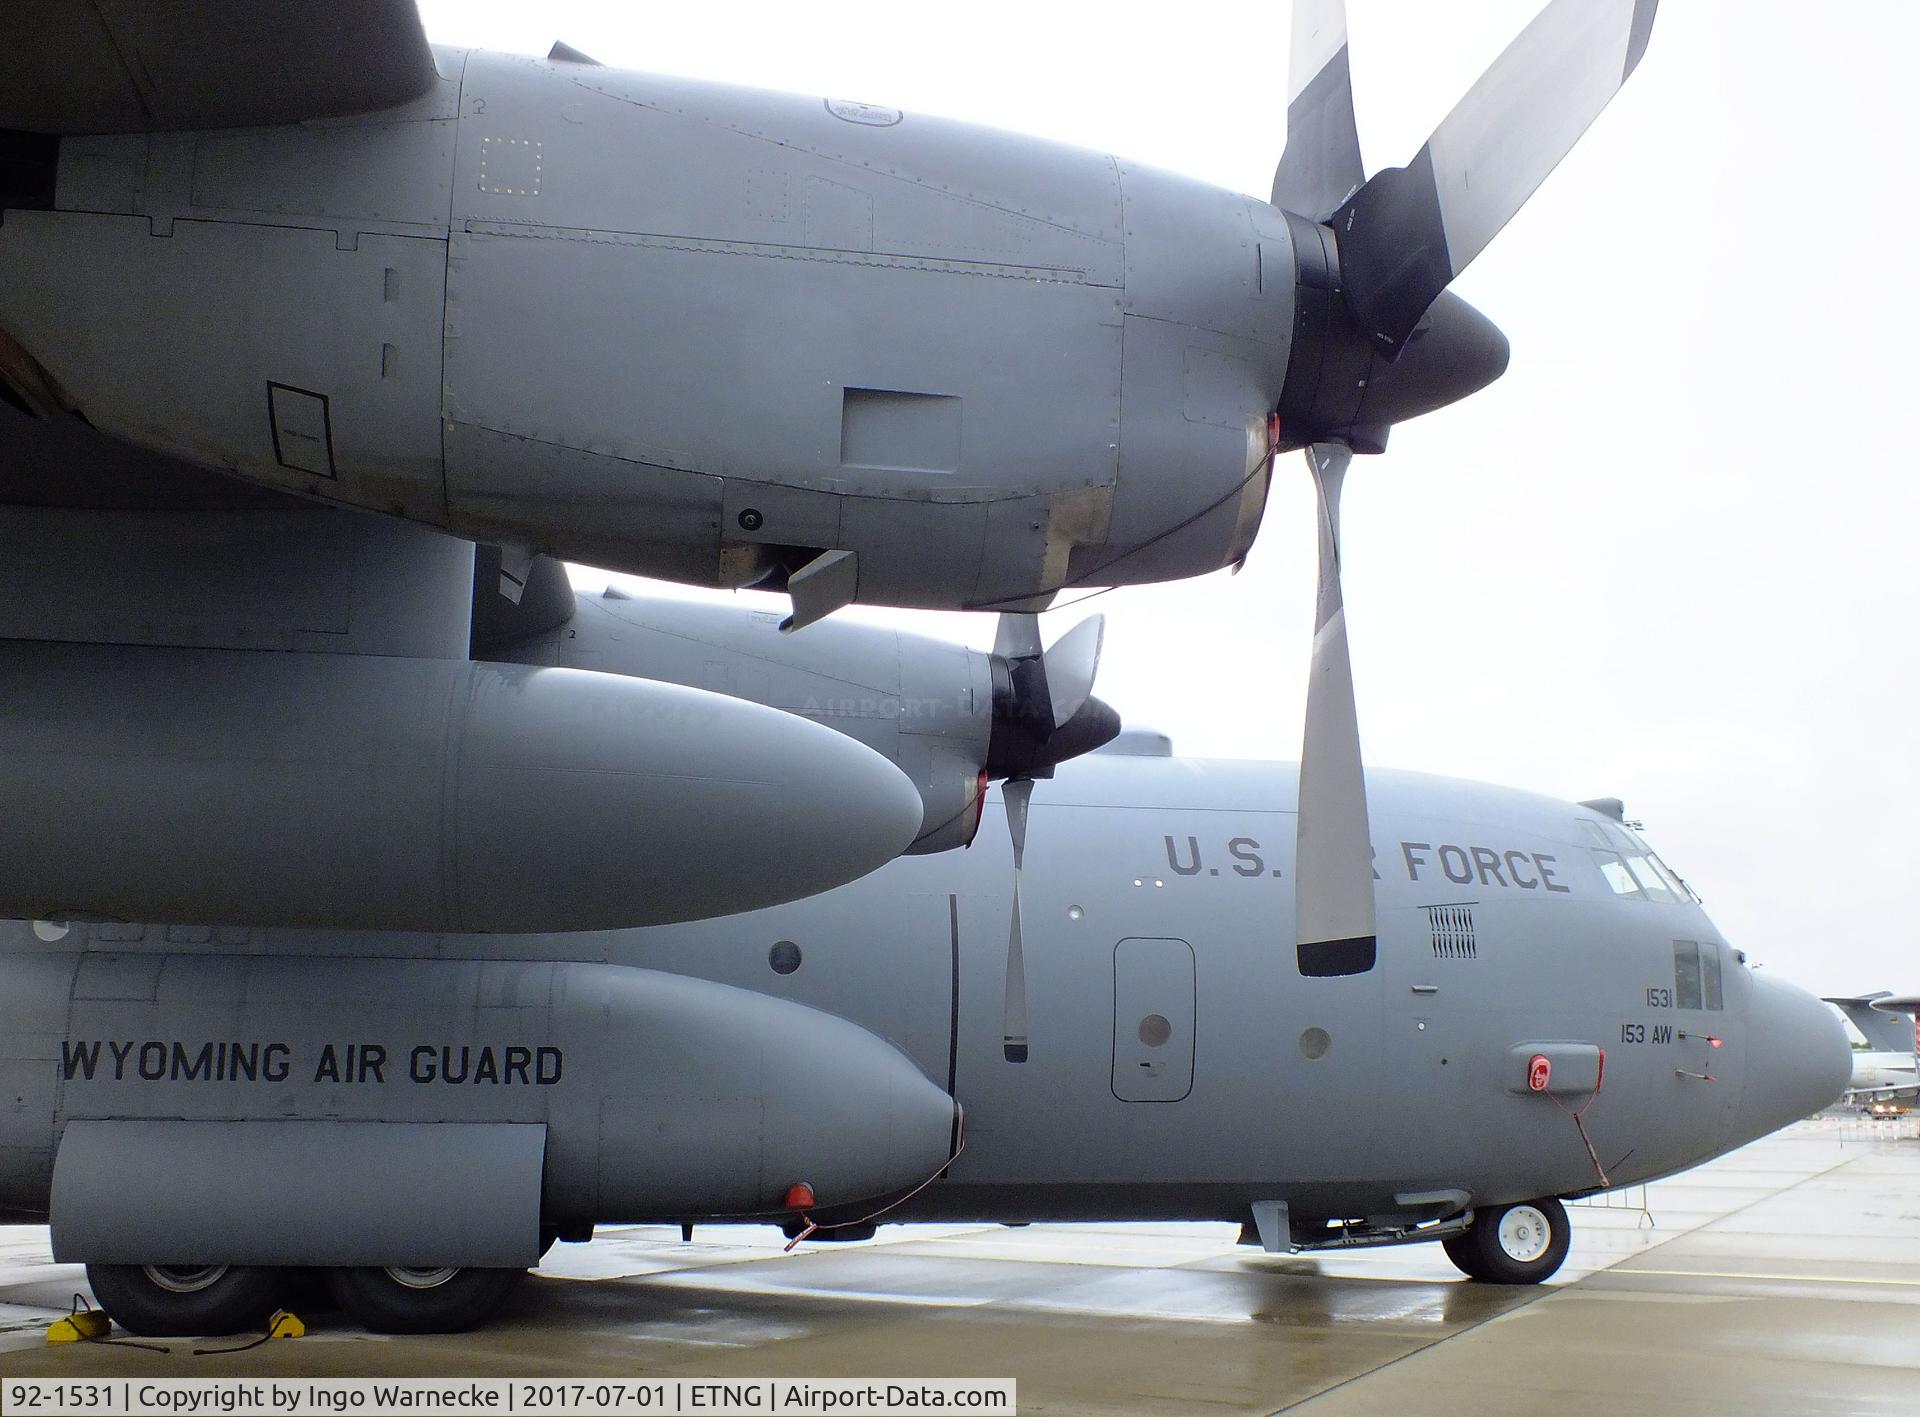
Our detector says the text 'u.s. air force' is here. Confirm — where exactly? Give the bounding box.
[1163,834,1572,892]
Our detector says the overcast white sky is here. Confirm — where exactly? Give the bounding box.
[419,1,1919,1000]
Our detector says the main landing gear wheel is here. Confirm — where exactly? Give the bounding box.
[1442,1197,1571,1284]
[85,1263,284,1336]
[325,1265,520,1333]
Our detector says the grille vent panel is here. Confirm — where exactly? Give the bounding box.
[1427,904,1477,959]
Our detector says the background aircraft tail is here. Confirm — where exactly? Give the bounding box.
[1825,994,1920,1056]
[1873,995,1920,1068]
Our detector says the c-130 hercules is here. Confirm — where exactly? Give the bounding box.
[0,0,1851,1335]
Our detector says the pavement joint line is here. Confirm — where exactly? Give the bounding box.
[1600,1267,1920,1287]
[1263,1145,1872,1415]
[1262,1288,1552,1415]
[535,1234,947,1282]
[1583,1150,1867,1269]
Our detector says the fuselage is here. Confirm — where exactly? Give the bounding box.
[1848,1052,1918,1098]
[0,752,1849,1232]
[599,754,1847,1221]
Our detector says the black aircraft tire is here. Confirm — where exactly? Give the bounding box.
[86,1263,284,1336]
[325,1265,520,1334]
[1455,1197,1571,1284]
[1440,1231,1489,1281]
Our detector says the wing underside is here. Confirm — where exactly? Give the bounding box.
[0,0,437,135]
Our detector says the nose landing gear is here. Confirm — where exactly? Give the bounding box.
[1442,1196,1571,1284]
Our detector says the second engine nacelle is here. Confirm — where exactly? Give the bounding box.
[476,555,1117,854]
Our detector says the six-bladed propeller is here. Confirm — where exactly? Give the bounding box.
[1325,0,1658,356]
[1273,0,1655,978]
[988,0,1659,1029]
[986,611,1113,1062]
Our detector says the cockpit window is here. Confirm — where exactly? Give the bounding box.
[1701,942,1724,1010]
[1623,853,1678,902]
[1590,849,1642,896]
[1576,815,1702,904]
[1575,816,1701,904]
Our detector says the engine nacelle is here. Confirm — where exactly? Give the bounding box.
[478,565,998,855]
[0,47,1288,609]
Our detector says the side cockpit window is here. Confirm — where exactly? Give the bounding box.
[1645,853,1695,902]
[1673,939,1725,1011]
[1674,939,1703,1008]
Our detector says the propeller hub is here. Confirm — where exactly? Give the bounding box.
[985,613,1119,780]
[1357,289,1510,435]
[985,666,1120,779]
[1274,213,1509,454]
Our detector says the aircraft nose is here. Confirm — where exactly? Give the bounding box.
[1736,975,1853,1142]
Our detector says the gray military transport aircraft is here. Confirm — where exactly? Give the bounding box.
[0,0,1852,1340]
[0,562,1855,1335]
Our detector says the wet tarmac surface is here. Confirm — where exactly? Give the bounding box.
[2,1116,1916,1414]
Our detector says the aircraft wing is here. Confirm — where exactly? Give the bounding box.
[0,0,436,134]
[1842,1081,1919,1103]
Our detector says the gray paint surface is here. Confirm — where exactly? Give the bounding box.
[0,39,1290,610]
[52,1120,546,1267]
[0,754,1849,1256]
[0,643,922,932]
[0,1,438,134]
[489,578,999,853]
[15,956,956,1259]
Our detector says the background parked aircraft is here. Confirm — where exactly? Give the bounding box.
[1826,994,1920,1111]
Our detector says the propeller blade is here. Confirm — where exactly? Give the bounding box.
[993,611,1043,662]
[1002,777,1033,1063]
[1272,0,1365,220]
[1331,0,1658,353]
[1295,443,1376,977]
[1041,614,1105,729]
